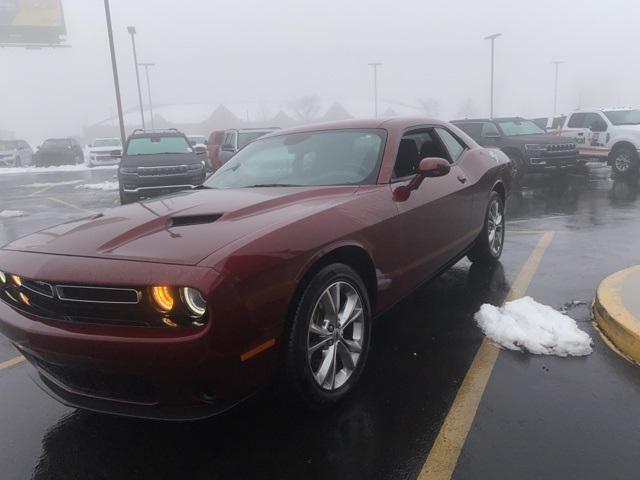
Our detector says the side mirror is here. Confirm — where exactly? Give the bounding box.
[590,121,607,132]
[221,143,235,152]
[394,158,451,201]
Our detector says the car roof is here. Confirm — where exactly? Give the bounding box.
[452,117,528,123]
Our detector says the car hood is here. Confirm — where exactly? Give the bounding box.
[3,186,359,266]
[505,134,574,145]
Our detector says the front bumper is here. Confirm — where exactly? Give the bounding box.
[89,154,120,166]
[525,153,579,171]
[0,251,274,420]
[119,170,206,198]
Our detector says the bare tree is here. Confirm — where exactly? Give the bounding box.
[288,95,321,122]
[417,98,440,117]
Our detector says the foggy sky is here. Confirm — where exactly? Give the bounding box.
[1,0,638,145]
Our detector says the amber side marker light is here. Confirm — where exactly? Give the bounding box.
[11,275,22,287]
[0,271,6,284]
[150,286,174,312]
[19,292,30,306]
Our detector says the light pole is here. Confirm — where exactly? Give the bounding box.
[103,0,126,147]
[484,33,501,118]
[138,62,155,130]
[552,61,563,117]
[368,62,382,117]
[127,26,145,130]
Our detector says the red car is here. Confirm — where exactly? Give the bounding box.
[206,130,225,171]
[0,118,510,420]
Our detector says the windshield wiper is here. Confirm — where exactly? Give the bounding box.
[244,183,302,188]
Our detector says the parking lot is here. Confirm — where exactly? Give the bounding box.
[0,163,639,479]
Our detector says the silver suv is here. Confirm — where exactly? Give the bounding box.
[0,140,33,167]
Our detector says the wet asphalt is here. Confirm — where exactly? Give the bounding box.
[0,163,640,479]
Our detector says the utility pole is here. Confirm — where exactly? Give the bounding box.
[552,61,563,116]
[368,62,382,117]
[138,62,155,130]
[104,0,126,146]
[127,26,145,130]
[484,33,501,118]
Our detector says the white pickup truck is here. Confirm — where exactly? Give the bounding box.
[556,108,640,176]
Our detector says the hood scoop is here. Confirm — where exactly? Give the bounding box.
[166,213,222,228]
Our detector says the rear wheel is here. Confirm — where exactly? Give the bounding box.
[468,191,505,264]
[610,146,638,176]
[282,263,371,409]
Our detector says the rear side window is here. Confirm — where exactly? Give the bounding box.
[435,128,465,162]
[482,122,500,137]
[455,122,483,139]
[126,136,193,155]
[568,113,587,128]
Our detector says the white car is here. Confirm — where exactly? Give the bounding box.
[187,135,208,150]
[557,108,640,176]
[0,140,33,167]
[88,138,122,167]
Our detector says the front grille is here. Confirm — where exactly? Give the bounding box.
[33,356,156,403]
[546,143,575,153]
[138,165,191,177]
[55,285,140,304]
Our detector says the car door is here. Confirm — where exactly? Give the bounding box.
[583,112,611,158]
[391,127,472,290]
[561,112,588,148]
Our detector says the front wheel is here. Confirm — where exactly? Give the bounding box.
[610,146,638,176]
[468,191,505,264]
[282,263,371,409]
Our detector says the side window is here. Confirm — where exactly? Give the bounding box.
[393,129,450,178]
[584,113,604,129]
[568,113,586,128]
[455,122,482,139]
[481,122,500,137]
[435,128,465,163]
[224,133,233,145]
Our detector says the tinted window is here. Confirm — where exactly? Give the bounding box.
[393,129,450,178]
[455,122,483,139]
[482,122,500,137]
[584,113,605,129]
[93,138,121,147]
[126,136,193,155]
[568,113,587,128]
[435,128,465,162]
[205,129,386,188]
[496,120,545,136]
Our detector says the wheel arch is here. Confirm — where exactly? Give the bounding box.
[492,180,506,203]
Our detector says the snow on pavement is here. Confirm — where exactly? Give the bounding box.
[22,180,84,188]
[0,210,28,218]
[475,296,593,357]
[75,181,119,191]
[0,164,116,175]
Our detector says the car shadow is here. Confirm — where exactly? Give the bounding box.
[31,262,510,480]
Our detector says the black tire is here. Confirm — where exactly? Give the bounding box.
[505,150,525,182]
[468,191,505,264]
[119,189,137,205]
[610,145,638,177]
[281,263,372,409]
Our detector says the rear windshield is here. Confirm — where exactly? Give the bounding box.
[126,136,193,155]
[43,139,71,148]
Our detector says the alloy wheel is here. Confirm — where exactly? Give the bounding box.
[307,281,365,391]
[615,152,632,173]
[487,199,504,256]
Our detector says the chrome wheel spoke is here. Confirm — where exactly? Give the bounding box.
[309,323,330,337]
[337,341,356,371]
[309,337,332,354]
[314,345,335,387]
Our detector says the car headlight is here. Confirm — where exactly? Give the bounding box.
[11,275,22,286]
[150,286,175,312]
[0,271,5,284]
[180,287,207,317]
[525,144,547,152]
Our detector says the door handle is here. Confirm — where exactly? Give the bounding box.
[457,175,468,184]
[577,132,584,136]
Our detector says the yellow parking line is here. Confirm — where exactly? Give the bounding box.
[418,231,555,480]
[48,197,94,215]
[0,355,25,371]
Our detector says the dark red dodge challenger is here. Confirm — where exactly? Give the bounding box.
[0,118,510,420]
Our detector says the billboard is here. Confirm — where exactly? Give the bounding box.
[0,0,66,44]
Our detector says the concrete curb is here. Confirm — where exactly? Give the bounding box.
[594,266,640,365]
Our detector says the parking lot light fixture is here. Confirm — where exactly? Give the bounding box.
[552,61,564,117]
[368,63,382,118]
[484,33,501,118]
[127,26,146,130]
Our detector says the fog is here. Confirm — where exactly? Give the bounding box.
[1,0,639,145]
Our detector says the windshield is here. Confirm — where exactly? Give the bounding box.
[42,139,71,148]
[126,136,193,155]
[93,138,121,147]
[604,110,640,125]
[238,132,270,150]
[497,120,545,136]
[0,141,19,150]
[205,129,386,188]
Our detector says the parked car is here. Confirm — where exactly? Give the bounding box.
[187,135,208,149]
[88,138,122,167]
[0,118,510,420]
[531,116,567,133]
[0,140,33,167]
[218,128,280,165]
[556,108,640,176]
[451,117,578,180]
[207,130,225,171]
[33,138,84,167]
[117,129,207,204]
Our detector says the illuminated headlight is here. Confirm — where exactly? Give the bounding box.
[0,271,5,284]
[150,286,175,312]
[525,144,547,152]
[180,287,207,317]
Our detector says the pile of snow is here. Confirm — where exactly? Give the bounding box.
[75,181,119,191]
[0,164,116,175]
[475,297,592,357]
[0,210,27,218]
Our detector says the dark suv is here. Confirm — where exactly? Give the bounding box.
[218,128,280,165]
[33,138,84,167]
[451,117,578,179]
[117,129,207,204]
